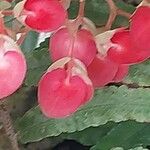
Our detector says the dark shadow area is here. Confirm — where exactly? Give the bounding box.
[52,140,91,150]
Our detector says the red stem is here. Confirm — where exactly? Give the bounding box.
[117,9,131,19]
[17,27,30,45]
[0,17,6,34]
[105,0,117,30]
[78,0,85,18]
[74,0,86,30]
[64,0,86,84]
[2,10,13,16]
[105,0,131,30]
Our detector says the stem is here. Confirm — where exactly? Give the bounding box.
[105,0,117,30]
[74,0,86,29]
[17,27,30,45]
[64,0,86,84]
[2,10,13,16]
[78,0,85,18]
[0,16,6,34]
[105,0,131,30]
[68,35,75,57]
[64,19,76,84]
[65,58,74,85]
[117,9,131,19]
[0,102,19,150]
[68,0,86,53]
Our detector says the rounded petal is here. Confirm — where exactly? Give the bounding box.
[38,68,89,118]
[87,54,118,88]
[130,6,150,51]
[24,0,67,31]
[0,51,26,99]
[112,65,129,82]
[49,28,97,66]
[0,34,26,99]
[107,30,150,64]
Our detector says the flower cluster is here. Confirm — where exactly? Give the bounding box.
[1,0,150,119]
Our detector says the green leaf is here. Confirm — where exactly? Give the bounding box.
[111,148,124,150]
[111,147,148,150]
[129,147,149,150]
[37,122,150,150]
[16,86,150,143]
[21,31,39,52]
[91,121,150,150]
[125,60,150,86]
[52,122,150,150]
[0,1,11,11]
[24,38,51,86]
[68,0,135,27]
[61,122,116,146]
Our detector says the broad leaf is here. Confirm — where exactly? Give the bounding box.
[61,122,116,146]
[21,31,39,52]
[129,147,148,150]
[16,86,150,143]
[58,121,150,150]
[24,38,51,86]
[111,147,148,150]
[91,121,150,150]
[125,60,150,86]
[0,1,11,11]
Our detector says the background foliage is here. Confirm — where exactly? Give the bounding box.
[2,0,150,149]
